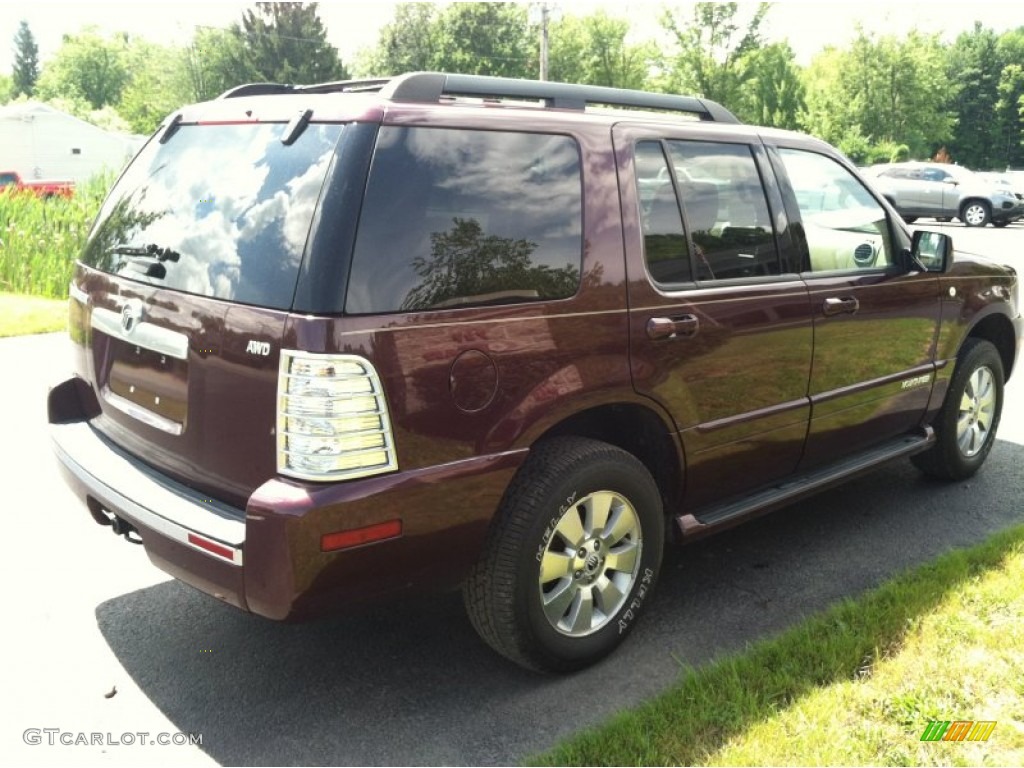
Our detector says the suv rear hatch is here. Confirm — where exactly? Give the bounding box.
[70,118,344,508]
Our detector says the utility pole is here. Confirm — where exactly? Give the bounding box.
[530,2,559,81]
[539,3,550,82]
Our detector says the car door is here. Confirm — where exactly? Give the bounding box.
[876,167,919,215]
[769,145,942,469]
[919,166,956,217]
[615,124,813,511]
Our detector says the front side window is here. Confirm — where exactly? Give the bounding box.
[777,148,893,273]
[665,141,778,280]
[347,127,582,314]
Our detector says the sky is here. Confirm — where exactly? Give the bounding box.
[3,0,1024,76]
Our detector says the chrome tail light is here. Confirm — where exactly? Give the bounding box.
[277,351,398,482]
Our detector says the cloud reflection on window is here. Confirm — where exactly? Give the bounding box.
[81,123,342,310]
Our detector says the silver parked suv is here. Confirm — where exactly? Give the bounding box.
[868,162,1023,228]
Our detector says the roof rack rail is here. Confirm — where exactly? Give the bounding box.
[218,78,395,100]
[300,78,391,94]
[217,72,740,124]
[380,72,740,123]
[218,83,294,99]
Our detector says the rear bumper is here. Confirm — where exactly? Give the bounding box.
[52,419,249,610]
[53,421,245,559]
[49,377,523,620]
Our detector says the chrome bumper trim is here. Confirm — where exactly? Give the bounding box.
[52,421,244,565]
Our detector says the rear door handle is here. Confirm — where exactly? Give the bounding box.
[646,315,699,340]
[822,296,859,316]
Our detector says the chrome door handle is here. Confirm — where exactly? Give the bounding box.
[822,297,859,316]
[646,315,699,340]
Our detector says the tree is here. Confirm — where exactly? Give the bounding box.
[355,3,439,77]
[659,2,770,109]
[995,28,1024,169]
[548,11,655,89]
[35,28,130,109]
[12,20,40,97]
[118,40,193,134]
[229,2,347,85]
[432,3,534,79]
[737,42,804,129]
[946,23,1003,169]
[0,73,11,104]
[402,217,577,311]
[800,48,846,144]
[800,29,953,163]
[183,27,250,101]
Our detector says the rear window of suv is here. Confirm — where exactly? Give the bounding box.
[80,122,343,310]
[346,127,582,314]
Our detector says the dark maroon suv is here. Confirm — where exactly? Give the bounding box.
[49,73,1021,672]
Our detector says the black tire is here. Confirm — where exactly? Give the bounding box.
[960,200,991,227]
[936,217,952,223]
[463,437,664,672]
[912,338,1004,480]
[902,215,918,224]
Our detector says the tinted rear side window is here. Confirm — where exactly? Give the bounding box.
[80,123,343,310]
[665,140,778,281]
[346,127,582,314]
[635,141,691,285]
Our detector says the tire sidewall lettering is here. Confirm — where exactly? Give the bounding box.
[535,490,578,562]
[617,567,655,634]
[525,464,663,662]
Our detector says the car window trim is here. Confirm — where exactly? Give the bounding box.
[648,271,804,295]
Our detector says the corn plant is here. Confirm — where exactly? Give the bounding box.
[0,173,113,298]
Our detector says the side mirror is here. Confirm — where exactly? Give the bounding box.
[901,230,953,273]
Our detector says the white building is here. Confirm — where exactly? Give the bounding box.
[0,101,146,182]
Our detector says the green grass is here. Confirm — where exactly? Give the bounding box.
[0,173,112,298]
[534,524,1024,766]
[0,291,67,337]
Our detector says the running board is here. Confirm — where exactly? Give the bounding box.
[677,427,934,537]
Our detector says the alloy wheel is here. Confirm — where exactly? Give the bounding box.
[963,204,988,226]
[957,365,996,457]
[537,490,643,637]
